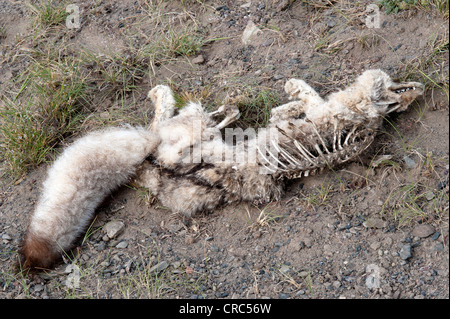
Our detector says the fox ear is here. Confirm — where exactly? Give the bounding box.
[369,76,385,102]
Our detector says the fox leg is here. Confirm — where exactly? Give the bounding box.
[210,104,241,129]
[284,78,324,112]
[269,101,306,123]
[270,79,325,123]
[134,162,223,218]
[148,85,176,132]
[284,79,323,103]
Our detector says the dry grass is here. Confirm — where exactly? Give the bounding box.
[397,32,449,100]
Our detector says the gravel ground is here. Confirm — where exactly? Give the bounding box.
[0,0,448,299]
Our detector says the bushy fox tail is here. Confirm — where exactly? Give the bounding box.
[18,127,159,273]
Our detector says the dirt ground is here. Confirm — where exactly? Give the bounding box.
[0,0,448,299]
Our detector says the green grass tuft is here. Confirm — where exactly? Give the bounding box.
[0,56,89,177]
[28,0,69,28]
[234,88,281,128]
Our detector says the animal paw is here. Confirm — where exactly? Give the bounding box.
[284,79,317,100]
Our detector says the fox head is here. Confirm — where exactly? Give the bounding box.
[359,69,424,114]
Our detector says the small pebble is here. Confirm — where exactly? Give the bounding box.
[104,220,125,239]
[437,180,447,190]
[393,44,403,52]
[33,284,44,293]
[279,264,290,274]
[425,191,435,201]
[412,224,435,238]
[403,156,416,169]
[327,20,337,28]
[431,232,441,241]
[192,55,205,64]
[298,271,309,277]
[273,74,283,80]
[278,292,289,299]
[399,244,412,260]
[149,261,169,274]
[97,241,106,251]
[434,242,444,252]
[116,241,128,249]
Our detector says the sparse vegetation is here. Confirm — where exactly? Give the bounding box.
[0,54,90,176]
[27,0,69,28]
[0,4,212,179]
[380,0,449,16]
[249,203,284,229]
[398,32,449,99]
[172,85,212,109]
[382,181,449,227]
[234,87,280,128]
[380,0,419,14]
[299,180,334,209]
[0,24,6,39]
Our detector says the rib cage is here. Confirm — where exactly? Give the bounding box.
[260,123,376,179]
